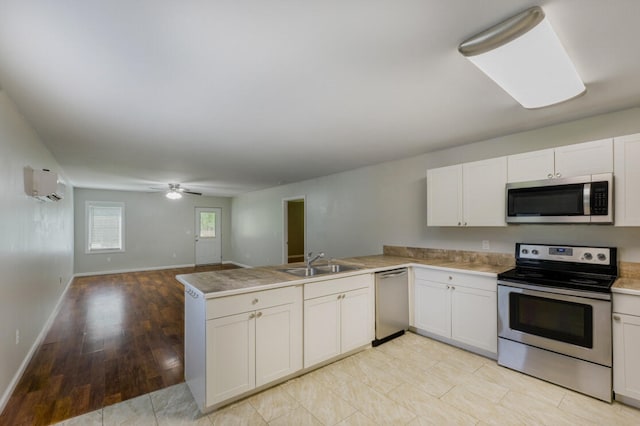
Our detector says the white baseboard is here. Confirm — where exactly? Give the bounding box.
[74,263,196,277]
[0,275,74,414]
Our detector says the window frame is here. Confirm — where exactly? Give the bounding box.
[85,201,126,254]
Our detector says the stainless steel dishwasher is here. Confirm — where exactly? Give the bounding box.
[373,268,409,346]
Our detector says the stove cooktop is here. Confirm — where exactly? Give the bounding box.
[497,267,616,294]
[498,243,618,294]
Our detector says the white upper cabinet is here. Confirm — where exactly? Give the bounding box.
[427,157,507,227]
[507,139,613,183]
[554,138,613,178]
[427,164,462,226]
[614,133,640,226]
[506,148,555,182]
[462,157,507,226]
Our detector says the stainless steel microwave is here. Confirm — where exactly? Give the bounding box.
[506,173,613,224]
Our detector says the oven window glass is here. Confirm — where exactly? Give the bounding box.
[508,184,584,216]
[509,293,593,348]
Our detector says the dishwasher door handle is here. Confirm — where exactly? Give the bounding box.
[379,270,407,279]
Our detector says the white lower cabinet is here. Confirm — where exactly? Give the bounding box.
[185,273,375,413]
[185,285,302,412]
[304,274,374,368]
[613,292,640,407]
[413,267,497,357]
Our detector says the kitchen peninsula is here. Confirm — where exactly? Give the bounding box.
[177,247,512,413]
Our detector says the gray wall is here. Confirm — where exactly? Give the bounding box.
[231,107,640,266]
[0,93,74,409]
[74,188,232,274]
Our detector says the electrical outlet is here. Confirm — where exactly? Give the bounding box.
[15,329,19,345]
[482,240,490,250]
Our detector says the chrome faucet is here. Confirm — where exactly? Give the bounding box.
[306,251,325,269]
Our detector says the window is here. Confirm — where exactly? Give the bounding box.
[86,201,125,253]
[199,211,216,238]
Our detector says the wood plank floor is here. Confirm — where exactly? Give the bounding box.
[0,264,239,426]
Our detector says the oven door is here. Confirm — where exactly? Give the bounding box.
[498,283,611,366]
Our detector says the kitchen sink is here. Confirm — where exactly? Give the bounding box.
[279,263,360,277]
[313,264,360,274]
[280,267,321,277]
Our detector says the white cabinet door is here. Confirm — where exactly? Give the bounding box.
[341,287,373,353]
[206,312,255,406]
[304,294,341,368]
[507,148,555,182]
[613,313,640,401]
[427,165,462,226]
[507,139,613,183]
[414,279,450,338]
[255,303,302,387]
[614,134,640,226]
[450,285,497,354]
[554,138,613,178]
[463,157,507,226]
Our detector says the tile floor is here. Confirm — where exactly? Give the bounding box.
[54,333,640,425]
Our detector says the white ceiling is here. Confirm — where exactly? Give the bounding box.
[1,0,639,196]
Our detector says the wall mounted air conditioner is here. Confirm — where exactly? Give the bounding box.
[24,167,65,201]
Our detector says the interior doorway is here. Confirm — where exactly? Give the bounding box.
[195,207,222,265]
[283,197,306,264]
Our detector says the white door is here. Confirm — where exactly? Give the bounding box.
[554,138,613,178]
[427,165,462,226]
[304,294,341,368]
[507,148,555,182]
[462,156,507,226]
[414,279,451,338]
[340,287,372,353]
[613,313,640,400]
[195,207,221,265]
[450,285,497,354]
[255,303,299,386]
[206,312,255,405]
[614,134,640,226]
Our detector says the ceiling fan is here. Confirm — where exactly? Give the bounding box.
[151,183,202,199]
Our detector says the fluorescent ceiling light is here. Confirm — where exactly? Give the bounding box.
[166,190,182,200]
[458,6,585,109]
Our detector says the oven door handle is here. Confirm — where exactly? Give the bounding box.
[497,280,611,301]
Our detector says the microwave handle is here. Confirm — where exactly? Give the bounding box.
[583,183,591,215]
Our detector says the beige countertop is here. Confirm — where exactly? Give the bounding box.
[177,254,511,298]
[613,277,640,296]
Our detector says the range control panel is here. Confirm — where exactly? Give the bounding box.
[518,244,611,265]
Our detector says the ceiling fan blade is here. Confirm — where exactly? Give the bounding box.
[183,191,202,196]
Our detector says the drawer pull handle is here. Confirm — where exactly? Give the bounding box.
[451,286,455,290]
[256,312,262,318]
[249,313,256,319]
[613,315,621,321]
[448,276,453,280]
[252,298,259,305]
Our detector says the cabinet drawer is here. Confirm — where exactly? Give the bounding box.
[613,293,640,316]
[414,267,496,292]
[304,274,373,300]
[207,286,301,320]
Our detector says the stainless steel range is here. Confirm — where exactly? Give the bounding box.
[497,243,617,402]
